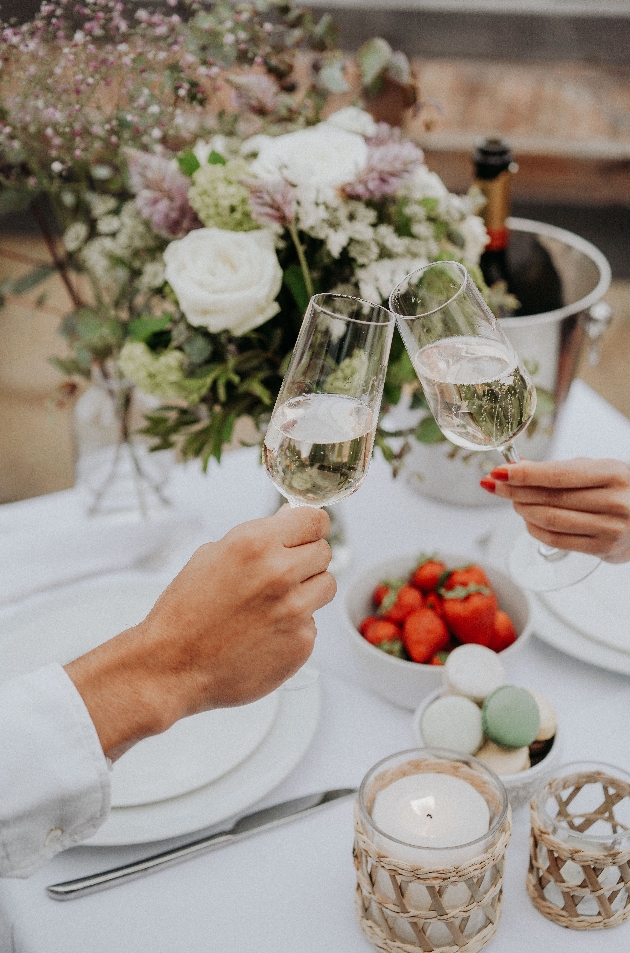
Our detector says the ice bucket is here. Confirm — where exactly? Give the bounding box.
[396,217,612,506]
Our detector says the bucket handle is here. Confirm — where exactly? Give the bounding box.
[584,301,613,367]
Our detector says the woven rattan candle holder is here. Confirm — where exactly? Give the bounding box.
[353,748,512,953]
[527,761,630,930]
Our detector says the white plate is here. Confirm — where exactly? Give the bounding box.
[88,673,321,845]
[485,513,630,676]
[0,573,280,806]
[531,598,630,677]
[540,561,630,655]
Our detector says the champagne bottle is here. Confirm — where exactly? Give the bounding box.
[473,137,564,317]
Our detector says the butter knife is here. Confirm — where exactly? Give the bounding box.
[47,787,356,900]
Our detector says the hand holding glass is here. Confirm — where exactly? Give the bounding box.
[389,261,600,591]
[264,293,395,508]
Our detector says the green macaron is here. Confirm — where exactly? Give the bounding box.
[482,685,540,749]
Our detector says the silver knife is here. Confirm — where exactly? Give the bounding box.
[47,787,356,900]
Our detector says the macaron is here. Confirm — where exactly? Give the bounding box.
[443,643,505,705]
[482,685,540,749]
[418,694,484,755]
[527,689,557,741]
[475,739,531,775]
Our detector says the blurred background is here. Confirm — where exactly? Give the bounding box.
[1,0,628,503]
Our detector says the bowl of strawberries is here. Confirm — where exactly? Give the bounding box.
[342,552,532,710]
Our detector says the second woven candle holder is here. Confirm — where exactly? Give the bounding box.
[527,761,630,930]
[353,749,512,952]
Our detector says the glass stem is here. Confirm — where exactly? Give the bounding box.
[501,443,568,564]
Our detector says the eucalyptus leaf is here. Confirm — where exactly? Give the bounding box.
[184,333,213,365]
[9,264,56,296]
[415,415,446,444]
[0,188,34,217]
[283,263,310,313]
[356,37,392,92]
[178,151,201,177]
[128,315,172,343]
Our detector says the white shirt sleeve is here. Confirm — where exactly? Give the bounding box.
[0,662,111,878]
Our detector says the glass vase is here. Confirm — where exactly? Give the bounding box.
[72,369,174,520]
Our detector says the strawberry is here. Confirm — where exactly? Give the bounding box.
[381,584,423,623]
[361,619,400,647]
[489,609,518,652]
[372,583,391,607]
[424,591,444,617]
[359,615,380,637]
[402,608,450,663]
[411,557,448,593]
[429,650,450,666]
[440,584,498,647]
[442,564,490,592]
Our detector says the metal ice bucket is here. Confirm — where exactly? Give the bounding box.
[399,217,612,506]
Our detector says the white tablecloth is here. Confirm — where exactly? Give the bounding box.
[1,380,629,952]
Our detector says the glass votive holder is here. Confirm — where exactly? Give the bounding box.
[353,748,511,952]
[527,761,630,929]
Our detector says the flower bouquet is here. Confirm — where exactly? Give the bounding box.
[0,0,504,479]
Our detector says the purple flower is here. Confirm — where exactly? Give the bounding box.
[246,178,296,227]
[227,73,279,115]
[126,148,201,239]
[342,127,424,201]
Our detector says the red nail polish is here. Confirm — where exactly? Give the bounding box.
[489,467,509,481]
[479,478,496,493]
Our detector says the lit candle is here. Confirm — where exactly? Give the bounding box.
[372,772,491,868]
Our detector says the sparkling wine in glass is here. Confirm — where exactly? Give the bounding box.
[263,293,395,509]
[389,261,600,592]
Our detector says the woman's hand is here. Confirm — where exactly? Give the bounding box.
[480,458,630,563]
[65,505,336,761]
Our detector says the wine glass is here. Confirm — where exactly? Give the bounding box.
[263,293,395,509]
[388,261,600,592]
[263,293,395,691]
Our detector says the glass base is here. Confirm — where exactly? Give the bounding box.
[507,533,601,593]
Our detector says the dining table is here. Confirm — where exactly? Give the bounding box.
[0,378,629,953]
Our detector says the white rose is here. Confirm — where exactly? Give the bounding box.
[247,122,368,188]
[326,106,378,139]
[164,227,283,335]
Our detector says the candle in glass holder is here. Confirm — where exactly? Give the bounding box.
[354,749,511,952]
[372,772,490,867]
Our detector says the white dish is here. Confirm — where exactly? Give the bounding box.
[540,561,630,655]
[532,597,630,677]
[342,551,532,711]
[0,573,280,806]
[88,672,321,846]
[485,513,630,676]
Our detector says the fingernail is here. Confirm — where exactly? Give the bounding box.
[479,478,496,493]
[489,467,509,481]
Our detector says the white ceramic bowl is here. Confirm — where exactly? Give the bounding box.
[413,688,562,811]
[342,552,532,711]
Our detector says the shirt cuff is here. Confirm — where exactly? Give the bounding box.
[0,663,111,878]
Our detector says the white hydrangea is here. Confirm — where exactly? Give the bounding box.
[356,256,429,306]
[115,201,154,257]
[80,236,128,291]
[87,193,118,219]
[298,193,376,259]
[459,215,489,265]
[138,260,166,291]
[63,221,89,253]
[96,214,121,235]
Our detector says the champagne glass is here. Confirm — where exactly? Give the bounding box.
[264,293,395,691]
[263,293,395,509]
[389,261,600,592]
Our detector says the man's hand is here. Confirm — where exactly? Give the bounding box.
[481,458,630,563]
[65,506,336,761]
